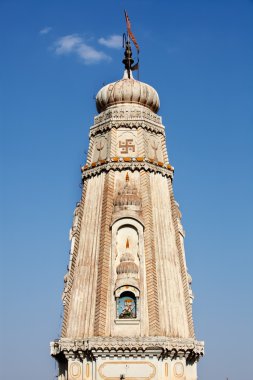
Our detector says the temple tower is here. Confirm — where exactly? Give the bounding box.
[51,40,204,380]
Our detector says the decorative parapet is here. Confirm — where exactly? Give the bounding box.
[93,105,162,127]
[89,104,165,139]
[50,336,204,363]
[81,158,174,181]
[90,120,165,138]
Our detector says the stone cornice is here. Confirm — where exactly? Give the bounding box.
[89,120,165,138]
[50,336,204,363]
[81,159,174,181]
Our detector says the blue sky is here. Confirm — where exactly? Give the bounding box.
[1,1,253,379]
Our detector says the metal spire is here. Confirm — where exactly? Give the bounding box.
[122,38,134,79]
[122,11,139,79]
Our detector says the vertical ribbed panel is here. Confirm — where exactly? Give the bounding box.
[111,127,117,156]
[149,173,190,338]
[161,131,169,163]
[61,180,88,337]
[168,178,195,338]
[94,171,115,336]
[86,136,94,165]
[137,127,144,156]
[140,170,160,335]
[64,174,105,338]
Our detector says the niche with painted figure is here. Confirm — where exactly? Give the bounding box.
[117,291,136,319]
[115,286,140,320]
[111,216,145,332]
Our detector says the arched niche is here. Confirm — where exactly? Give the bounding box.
[111,217,144,267]
[116,224,139,261]
[115,285,140,298]
[110,217,146,332]
[115,287,139,319]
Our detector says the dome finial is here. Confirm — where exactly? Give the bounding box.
[122,39,134,79]
[123,11,140,79]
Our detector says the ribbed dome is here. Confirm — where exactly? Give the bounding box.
[116,251,138,275]
[96,70,160,114]
[116,260,139,275]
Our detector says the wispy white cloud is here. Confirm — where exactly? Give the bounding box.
[55,35,82,54]
[40,26,52,35]
[98,35,122,49]
[54,34,111,64]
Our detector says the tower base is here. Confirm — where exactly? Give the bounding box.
[51,337,204,380]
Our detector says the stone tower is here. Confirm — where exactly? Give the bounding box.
[51,41,204,380]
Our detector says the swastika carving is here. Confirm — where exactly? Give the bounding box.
[119,139,135,154]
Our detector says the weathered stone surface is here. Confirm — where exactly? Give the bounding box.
[51,65,204,380]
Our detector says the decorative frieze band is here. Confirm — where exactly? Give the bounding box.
[50,336,204,362]
[81,159,174,181]
[90,120,165,138]
[93,105,162,127]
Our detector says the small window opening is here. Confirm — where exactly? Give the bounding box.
[117,291,137,319]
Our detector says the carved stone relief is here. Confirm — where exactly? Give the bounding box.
[114,171,141,197]
[173,362,184,378]
[51,336,204,359]
[68,361,82,380]
[98,361,156,380]
[146,134,164,162]
[92,135,108,162]
[94,104,162,125]
[117,130,137,157]
[113,171,142,221]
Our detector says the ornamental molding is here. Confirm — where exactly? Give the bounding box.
[90,120,165,138]
[50,336,204,363]
[81,160,174,181]
[93,105,162,127]
[98,361,156,380]
[111,212,145,229]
